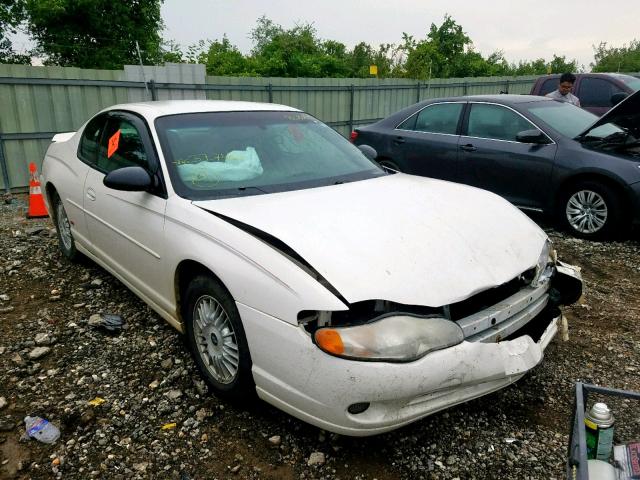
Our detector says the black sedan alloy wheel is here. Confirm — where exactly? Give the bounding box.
[560,181,623,240]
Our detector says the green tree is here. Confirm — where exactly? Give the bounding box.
[592,40,640,72]
[199,37,253,76]
[399,15,474,78]
[249,16,353,77]
[161,39,184,63]
[24,0,164,69]
[0,0,30,63]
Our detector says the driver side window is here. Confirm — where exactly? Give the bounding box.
[97,118,150,173]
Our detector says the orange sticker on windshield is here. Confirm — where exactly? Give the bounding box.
[107,130,121,158]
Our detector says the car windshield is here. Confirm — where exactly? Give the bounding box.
[525,101,623,139]
[610,74,640,91]
[155,111,383,199]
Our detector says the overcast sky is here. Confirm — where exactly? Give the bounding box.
[161,0,639,70]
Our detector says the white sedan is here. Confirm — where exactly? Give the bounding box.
[41,100,582,436]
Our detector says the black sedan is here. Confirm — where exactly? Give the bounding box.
[352,92,640,239]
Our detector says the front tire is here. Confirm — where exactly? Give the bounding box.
[183,275,254,401]
[558,181,623,240]
[52,192,78,260]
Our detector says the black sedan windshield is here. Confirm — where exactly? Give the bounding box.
[525,101,623,139]
[155,111,383,199]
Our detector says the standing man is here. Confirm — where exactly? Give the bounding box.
[546,73,581,106]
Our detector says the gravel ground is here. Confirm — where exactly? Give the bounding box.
[1,195,639,480]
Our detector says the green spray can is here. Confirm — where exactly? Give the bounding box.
[585,402,615,461]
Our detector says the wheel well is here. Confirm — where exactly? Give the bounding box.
[174,260,229,324]
[45,183,57,216]
[555,174,628,210]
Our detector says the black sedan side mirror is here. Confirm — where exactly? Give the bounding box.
[104,166,152,192]
[516,129,549,144]
[610,92,628,106]
[358,144,378,161]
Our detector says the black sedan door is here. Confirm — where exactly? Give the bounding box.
[390,102,465,181]
[458,102,557,209]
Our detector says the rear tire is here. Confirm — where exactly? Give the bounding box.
[52,192,79,260]
[183,275,254,402]
[558,181,624,240]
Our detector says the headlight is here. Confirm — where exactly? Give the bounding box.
[314,314,464,362]
[532,239,556,287]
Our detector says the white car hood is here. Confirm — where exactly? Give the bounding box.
[194,174,547,307]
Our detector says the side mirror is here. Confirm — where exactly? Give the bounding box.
[516,129,549,144]
[610,92,628,106]
[104,166,152,192]
[358,144,378,161]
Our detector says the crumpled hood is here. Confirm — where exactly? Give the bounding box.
[194,174,547,307]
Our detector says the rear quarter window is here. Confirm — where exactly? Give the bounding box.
[539,79,558,96]
[78,115,107,165]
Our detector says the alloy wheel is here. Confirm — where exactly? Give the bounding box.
[565,190,608,234]
[193,295,240,384]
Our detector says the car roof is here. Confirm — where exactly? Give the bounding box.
[101,100,301,119]
[536,72,638,80]
[425,94,552,105]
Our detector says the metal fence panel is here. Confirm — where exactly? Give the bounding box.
[3,64,635,190]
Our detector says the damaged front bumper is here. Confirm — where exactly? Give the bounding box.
[239,261,583,437]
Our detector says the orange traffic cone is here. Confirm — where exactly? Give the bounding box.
[27,162,48,218]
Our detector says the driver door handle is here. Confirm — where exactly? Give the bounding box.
[460,144,477,152]
[86,188,96,201]
[393,136,405,145]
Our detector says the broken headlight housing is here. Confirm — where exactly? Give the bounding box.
[531,239,556,287]
[314,314,464,362]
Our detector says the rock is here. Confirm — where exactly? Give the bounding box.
[0,306,14,314]
[161,359,173,370]
[26,227,45,236]
[0,397,7,410]
[0,346,5,354]
[133,462,149,472]
[0,294,10,301]
[0,418,14,432]
[166,390,182,401]
[446,455,457,466]
[11,353,24,365]
[194,380,207,396]
[90,279,103,287]
[195,409,209,422]
[87,313,125,332]
[28,346,51,360]
[307,452,326,466]
[149,380,160,390]
[35,333,51,345]
[88,314,103,327]
[268,435,281,446]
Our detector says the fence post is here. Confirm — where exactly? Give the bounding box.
[0,134,9,193]
[267,83,273,103]
[148,79,158,101]
[348,84,355,133]
[463,82,468,96]
[416,82,421,103]
[505,79,510,94]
